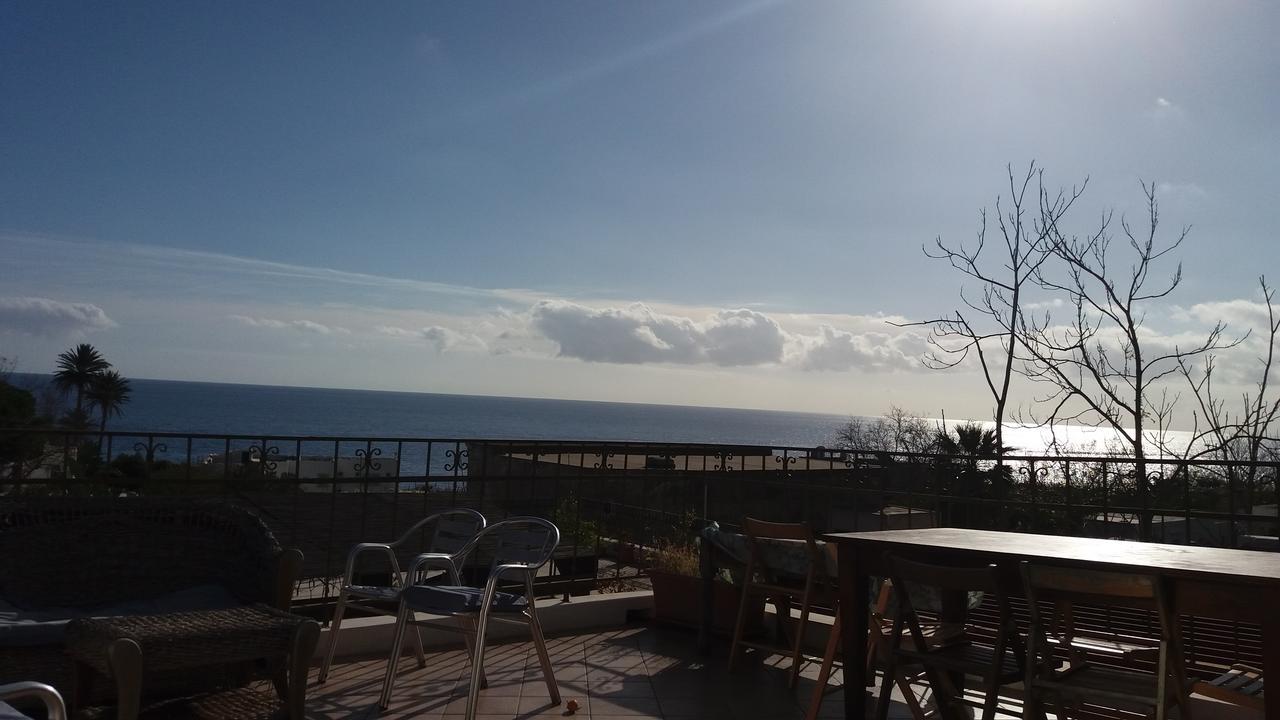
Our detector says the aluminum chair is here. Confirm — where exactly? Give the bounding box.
[378,517,561,720]
[0,682,66,720]
[318,508,486,684]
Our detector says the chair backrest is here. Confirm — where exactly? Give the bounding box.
[1021,562,1160,603]
[887,552,1003,595]
[1020,561,1172,656]
[424,509,486,555]
[741,516,824,583]
[468,517,560,571]
[883,553,1006,645]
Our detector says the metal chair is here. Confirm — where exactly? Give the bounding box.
[728,517,835,688]
[877,554,1024,720]
[378,517,561,720]
[0,682,66,720]
[317,508,486,684]
[1021,562,1193,720]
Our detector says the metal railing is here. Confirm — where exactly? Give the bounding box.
[2,429,1278,609]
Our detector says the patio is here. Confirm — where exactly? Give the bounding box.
[306,623,881,720]
[305,624,1263,720]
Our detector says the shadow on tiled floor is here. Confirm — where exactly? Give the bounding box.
[306,623,928,720]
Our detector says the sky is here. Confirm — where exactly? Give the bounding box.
[1,1,1278,422]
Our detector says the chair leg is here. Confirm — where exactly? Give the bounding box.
[728,565,756,673]
[979,642,1006,720]
[457,615,489,689]
[527,606,561,703]
[464,607,493,720]
[409,619,429,669]
[317,589,349,684]
[790,585,815,689]
[378,602,413,709]
[874,643,899,720]
[804,611,841,720]
[895,671,928,720]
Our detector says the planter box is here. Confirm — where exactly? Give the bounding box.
[649,570,762,635]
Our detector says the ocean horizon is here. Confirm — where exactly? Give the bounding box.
[10,374,853,447]
[9,373,1196,456]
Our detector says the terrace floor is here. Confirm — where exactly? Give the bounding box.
[305,623,905,720]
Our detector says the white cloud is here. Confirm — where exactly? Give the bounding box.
[0,296,115,336]
[794,325,927,372]
[530,301,787,366]
[376,324,486,352]
[1149,96,1186,121]
[229,315,349,335]
[1155,181,1207,201]
[374,325,420,339]
[526,300,930,372]
[1171,299,1269,330]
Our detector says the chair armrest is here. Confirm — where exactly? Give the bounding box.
[274,548,304,610]
[344,543,403,586]
[0,682,66,720]
[408,553,462,584]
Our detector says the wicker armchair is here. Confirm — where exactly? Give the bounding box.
[0,498,302,699]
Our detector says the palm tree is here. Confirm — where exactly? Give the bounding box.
[53,344,111,417]
[86,370,132,434]
[936,422,1011,459]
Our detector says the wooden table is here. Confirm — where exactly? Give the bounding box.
[827,528,1280,720]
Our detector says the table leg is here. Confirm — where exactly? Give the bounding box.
[107,638,143,720]
[1264,612,1280,720]
[839,544,870,720]
[699,541,715,654]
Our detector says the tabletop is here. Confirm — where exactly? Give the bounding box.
[825,527,1280,586]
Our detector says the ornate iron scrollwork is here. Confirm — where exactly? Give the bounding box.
[714,451,735,471]
[444,447,469,473]
[354,446,383,475]
[246,443,280,473]
[133,440,168,463]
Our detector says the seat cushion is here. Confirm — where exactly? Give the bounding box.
[0,584,241,647]
[0,701,34,720]
[401,585,528,615]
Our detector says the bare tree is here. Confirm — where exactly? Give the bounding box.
[834,405,937,454]
[1174,276,1279,498]
[1017,181,1235,538]
[898,163,1084,457]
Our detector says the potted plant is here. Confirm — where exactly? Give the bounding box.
[647,539,763,635]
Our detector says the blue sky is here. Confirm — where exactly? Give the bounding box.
[2,1,1278,419]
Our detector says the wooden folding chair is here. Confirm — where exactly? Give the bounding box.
[1021,562,1194,720]
[728,517,834,689]
[1192,664,1263,711]
[877,554,1024,720]
[805,580,933,720]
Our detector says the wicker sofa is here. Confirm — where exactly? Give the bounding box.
[0,498,302,699]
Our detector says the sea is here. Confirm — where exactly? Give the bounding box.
[9,374,1188,456]
[11,375,850,448]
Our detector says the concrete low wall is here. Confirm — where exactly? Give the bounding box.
[314,590,655,661]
